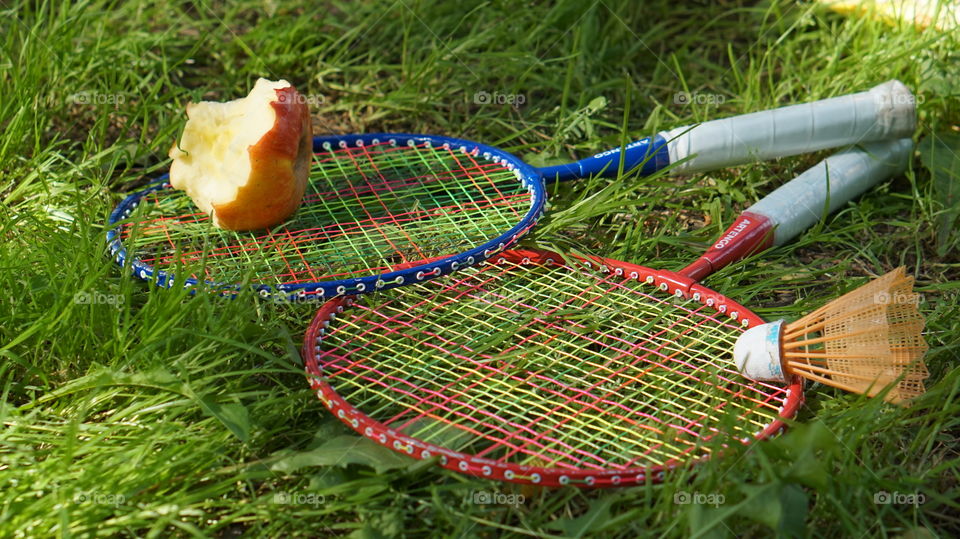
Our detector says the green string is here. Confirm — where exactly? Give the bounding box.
[125,142,529,285]
[319,259,783,470]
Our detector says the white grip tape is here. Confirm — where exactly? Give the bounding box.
[733,320,786,382]
[746,138,913,246]
[661,80,915,174]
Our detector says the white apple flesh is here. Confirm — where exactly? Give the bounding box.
[169,78,312,231]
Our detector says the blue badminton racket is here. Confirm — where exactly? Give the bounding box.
[106,80,914,299]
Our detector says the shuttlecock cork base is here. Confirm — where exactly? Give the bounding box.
[734,320,787,382]
[733,268,929,405]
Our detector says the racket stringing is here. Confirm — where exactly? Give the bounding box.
[301,139,914,487]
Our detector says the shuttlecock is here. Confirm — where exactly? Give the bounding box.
[733,268,929,404]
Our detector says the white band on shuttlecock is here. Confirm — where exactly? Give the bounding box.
[733,320,786,382]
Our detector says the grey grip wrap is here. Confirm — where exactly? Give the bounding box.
[661,80,916,174]
[747,138,914,246]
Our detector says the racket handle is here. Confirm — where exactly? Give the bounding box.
[681,138,913,280]
[539,80,915,181]
[661,80,915,175]
[750,138,913,245]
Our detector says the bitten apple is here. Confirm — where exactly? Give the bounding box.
[168,78,312,231]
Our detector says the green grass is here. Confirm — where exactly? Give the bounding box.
[2,0,958,536]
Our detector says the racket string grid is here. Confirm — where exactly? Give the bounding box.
[109,138,538,295]
[305,251,802,487]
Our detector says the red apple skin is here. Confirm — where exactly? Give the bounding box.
[212,86,312,231]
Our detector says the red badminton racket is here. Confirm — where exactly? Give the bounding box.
[302,139,916,487]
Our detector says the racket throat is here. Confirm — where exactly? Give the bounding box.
[679,212,774,281]
[733,320,787,382]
